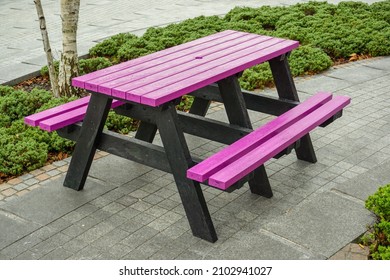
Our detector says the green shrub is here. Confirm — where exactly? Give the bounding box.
[289,45,332,76]
[239,63,273,91]
[366,184,390,220]
[363,184,390,260]
[79,57,113,75]
[0,88,53,121]
[0,138,48,175]
[0,85,16,97]
[105,111,137,134]
[89,33,138,58]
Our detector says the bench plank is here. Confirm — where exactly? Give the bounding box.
[24,96,91,126]
[187,92,333,182]
[25,98,124,132]
[207,96,351,190]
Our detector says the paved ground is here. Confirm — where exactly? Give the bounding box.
[1,0,389,260]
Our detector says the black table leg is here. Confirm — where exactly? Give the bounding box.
[135,122,157,143]
[218,76,273,198]
[156,103,217,243]
[189,97,211,116]
[63,93,112,191]
[269,54,317,163]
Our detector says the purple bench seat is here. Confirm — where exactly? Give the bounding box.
[187,93,351,190]
[24,96,124,132]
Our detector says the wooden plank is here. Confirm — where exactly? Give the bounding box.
[72,30,237,87]
[112,36,284,103]
[38,99,124,132]
[89,32,260,95]
[208,96,351,190]
[24,96,91,126]
[139,40,298,106]
[186,93,332,182]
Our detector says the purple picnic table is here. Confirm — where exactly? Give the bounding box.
[48,30,335,242]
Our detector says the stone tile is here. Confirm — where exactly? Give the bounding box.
[264,192,375,258]
[1,188,17,197]
[334,159,390,201]
[13,183,29,191]
[7,178,22,185]
[0,176,112,225]
[89,155,152,186]
[0,183,11,191]
[41,164,56,171]
[52,160,68,167]
[47,170,61,177]
[35,173,50,182]
[24,178,39,186]
[16,190,29,197]
[40,247,73,260]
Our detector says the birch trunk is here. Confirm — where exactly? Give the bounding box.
[58,0,81,97]
[34,0,60,98]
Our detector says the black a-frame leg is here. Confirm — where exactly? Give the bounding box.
[217,75,273,198]
[156,103,217,242]
[269,54,317,163]
[64,93,112,190]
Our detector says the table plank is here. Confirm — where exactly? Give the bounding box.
[72,30,237,87]
[140,40,298,106]
[84,31,253,93]
[72,30,299,107]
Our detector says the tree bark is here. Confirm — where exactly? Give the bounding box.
[34,0,60,98]
[58,0,81,97]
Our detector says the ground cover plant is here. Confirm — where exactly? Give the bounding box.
[362,184,390,260]
[1,1,390,181]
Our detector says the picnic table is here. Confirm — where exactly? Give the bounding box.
[25,30,350,242]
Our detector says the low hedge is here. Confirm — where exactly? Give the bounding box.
[362,185,390,260]
[0,85,136,178]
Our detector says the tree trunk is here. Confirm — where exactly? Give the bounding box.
[58,0,81,97]
[34,0,60,98]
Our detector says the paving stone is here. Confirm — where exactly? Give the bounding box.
[1,188,17,197]
[24,178,39,186]
[0,176,112,225]
[40,247,73,260]
[89,155,152,186]
[0,210,40,251]
[334,159,390,201]
[63,238,89,254]
[0,183,11,192]
[264,192,375,258]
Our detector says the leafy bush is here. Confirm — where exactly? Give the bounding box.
[362,184,390,260]
[366,185,390,221]
[0,137,48,175]
[0,88,53,122]
[105,111,137,134]
[89,33,138,59]
[79,57,113,74]
[0,85,16,97]
[0,88,75,177]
